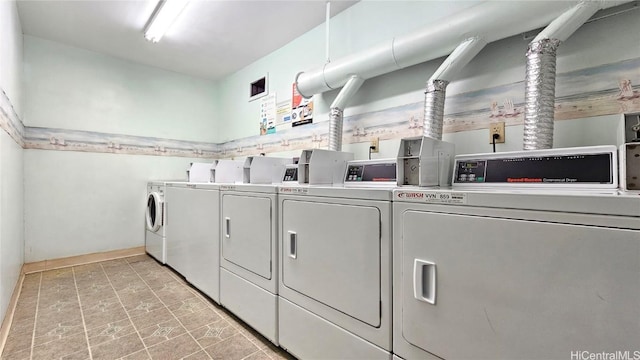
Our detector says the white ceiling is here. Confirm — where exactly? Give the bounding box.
[17,0,358,80]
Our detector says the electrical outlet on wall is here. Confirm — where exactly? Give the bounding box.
[370,137,379,153]
[489,122,505,144]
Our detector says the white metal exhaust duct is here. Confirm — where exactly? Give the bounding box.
[423,37,486,140]
[295,1,628,98]
[328,75,365,151]
[523,1,601,150]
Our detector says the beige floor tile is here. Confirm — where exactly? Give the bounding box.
[0,347,30,360]
[61,348,91,360]
[167,297,210,318]
[33,322,85,347]
[12,298,38,323]
[4,255,300,360]
[2,331,33,355]
[203,333,259,360]
[90,332,145,360]
[145,333,203,360]
[154,285,198,306]
[177,308,223,333]
[182,350,213,360]
[118,289,157,308]
[79,295,121,316]
[83,306,129,330]
[189,319,238,349]
[76,283,116,299]
[74,273,109,288]
[124,296,165,318]
[242,350,272,360]
[138,317,187,348]
[37,299,81,316]
[7,317,36,336]
[121,349,152,360]
[129,307,174,331]
[86,318,137,348]
[31,332,88,360]
[34,309,83,338]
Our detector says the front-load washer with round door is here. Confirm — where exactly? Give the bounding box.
[145,181,167,263]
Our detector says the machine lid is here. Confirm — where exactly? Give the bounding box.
[146,192,163,232]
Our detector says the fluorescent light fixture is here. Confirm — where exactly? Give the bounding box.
[144,0,189,43]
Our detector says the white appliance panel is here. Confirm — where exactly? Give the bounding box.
[397,208,640,360]
[281,199,381,327]
[145,230,165,263]
[279,298,391,360]
[165,186,220,302]
[222,194,272,279]
[220,268,277,344]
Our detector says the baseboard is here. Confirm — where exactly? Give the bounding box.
[22,246,146,274]
[0,267,25,357]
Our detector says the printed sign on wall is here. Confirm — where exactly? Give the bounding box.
[291,83,313,127]
[259,93,277,135]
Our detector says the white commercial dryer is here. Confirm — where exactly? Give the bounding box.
[164,159,243,303]
[277,151,395,360]
[218,156,291,345]
[145,181,169,263]
[165,182,221,302]
[392,146,640,360]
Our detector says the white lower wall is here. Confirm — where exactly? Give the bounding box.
[24,149,196,262]
[0,130,24,320]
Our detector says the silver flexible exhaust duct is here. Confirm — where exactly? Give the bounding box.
[423,80,449,140]
[423,37,486,140]
[328,75,365,151]
[523,1,600,150]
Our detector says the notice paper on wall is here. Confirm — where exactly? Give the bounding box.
[291,83,313,127]
[276,100,292,126]
[259,93,277,135]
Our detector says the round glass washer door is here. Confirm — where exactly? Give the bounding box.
[146,192,163,232]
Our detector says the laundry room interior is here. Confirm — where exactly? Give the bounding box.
[0,0,639,359]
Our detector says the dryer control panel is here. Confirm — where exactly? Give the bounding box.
[282,166,298,182]
[344,159,397,187]
[453,146,618,189]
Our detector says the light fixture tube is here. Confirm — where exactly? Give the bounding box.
[144,0,189,43]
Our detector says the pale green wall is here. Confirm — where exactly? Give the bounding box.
[0,0,24,325]
[22,36,215,262]
[216,1,640,155]
[24,36,219,142]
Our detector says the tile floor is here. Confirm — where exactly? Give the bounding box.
[1,255,296,360]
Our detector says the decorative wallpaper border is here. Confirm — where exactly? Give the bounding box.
[24,127,220,158]
[1,57,639,159]
[0,90,221,158]
[0,89,25,147]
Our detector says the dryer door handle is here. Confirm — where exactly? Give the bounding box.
[225,217,231,238]
[288,231,297,259]
[413,259,436,305]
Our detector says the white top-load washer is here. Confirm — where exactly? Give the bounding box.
[165,159,244,303]
[145,181,169,263]
[218,156,292,345]
[392,146,640,360]
[277,149,401,360]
